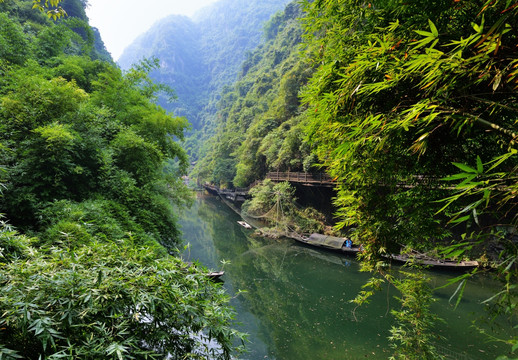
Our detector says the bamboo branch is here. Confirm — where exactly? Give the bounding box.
[472,116,517,143]
[435,106,517,143]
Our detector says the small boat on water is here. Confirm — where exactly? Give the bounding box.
[290,233,361,255]
[290,233,479,270]
[207,271,225,280]
[385,253,479,270]
[237,221,252,229]
[183,261,225,280]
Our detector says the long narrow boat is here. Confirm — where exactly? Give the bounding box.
[289,233,479,270]
[289,233,361,256]
[207,271,225,280]
[183,262,226,280]
[237,221,252,229]
[385,253,479,270]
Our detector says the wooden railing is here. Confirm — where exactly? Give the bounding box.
[206,173,479,198]
[203,173,336,202]
[266,172,334,186]
[265,172,452,189]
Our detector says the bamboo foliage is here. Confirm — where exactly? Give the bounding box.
[301,0,517,244]
[0,232,242,359]
[301,0,517,356]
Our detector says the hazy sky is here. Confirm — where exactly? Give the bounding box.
[85,0,219,60]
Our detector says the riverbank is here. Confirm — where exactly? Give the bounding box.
[204,188,487,269]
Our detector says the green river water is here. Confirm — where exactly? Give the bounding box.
[179,193,515,360]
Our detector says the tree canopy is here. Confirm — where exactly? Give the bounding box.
[300,0,517,258]
[300,0,517,356]
[0,1,244,358]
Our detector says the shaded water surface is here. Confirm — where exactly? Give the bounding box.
[179,193,513,360]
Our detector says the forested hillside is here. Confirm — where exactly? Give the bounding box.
[118,15,206,126]
[118,0,291,133]
[194,2,314,187]
[0,1,243,358]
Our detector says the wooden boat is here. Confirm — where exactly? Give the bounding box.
[207,271,225,280]
[237,221,252,229]
[385,253,479,270]
[290,233,361,255]
[183,262,225,280]
[290,233,479,270]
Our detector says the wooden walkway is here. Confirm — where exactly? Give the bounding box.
[203,172,334,202]
[266,172,335,187]
[204,172,455,199]
[266,172,454,190]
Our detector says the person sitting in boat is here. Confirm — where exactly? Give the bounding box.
[345,239,353,248]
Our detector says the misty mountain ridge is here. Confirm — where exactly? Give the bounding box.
[117,0,291,130]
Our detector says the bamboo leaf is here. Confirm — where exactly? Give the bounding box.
[481,289,507,304]
[483,189,491,207]
[441,173,473,181]
[435,272,472,290]
[473,208,480,226]
[449,279,467,309]
[476,156,483,174]
[504,257,516,272]
[412,37,435,50]
[456,174,477,187]
[449,215,471,224]
[428,19,439,37]
[452,162,477,174]
[415,30,434,37]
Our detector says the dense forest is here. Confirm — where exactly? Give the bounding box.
[194,2,314,187]
[0,0,244,358]
[1,0,517,359]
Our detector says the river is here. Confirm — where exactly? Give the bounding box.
[179,193,514,360]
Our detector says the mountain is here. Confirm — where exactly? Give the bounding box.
[118,0,291,131]
[193,1,314,187]
[118,15,206,124]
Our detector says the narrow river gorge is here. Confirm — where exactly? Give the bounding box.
[179,193,512,360]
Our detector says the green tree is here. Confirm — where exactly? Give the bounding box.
[0,1,244,358]
[243,179,324,234]
[0,12,30,65]
[300,0,518,356]
[0,234,244,359]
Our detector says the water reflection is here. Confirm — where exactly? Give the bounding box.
[179,193,511,360]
